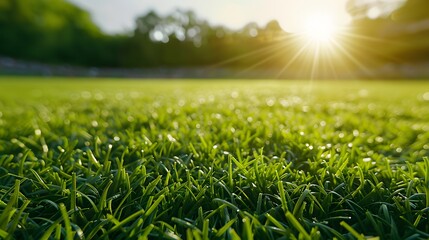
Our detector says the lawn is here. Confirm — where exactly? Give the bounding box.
[0,77,428,239]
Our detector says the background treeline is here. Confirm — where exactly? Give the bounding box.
[345,0,429,64]
[0,0,124,67]
[0,0,428,71]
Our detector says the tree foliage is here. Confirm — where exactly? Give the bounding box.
[0,0,122,66]
[346,0,429,63]
[121,9,290,68]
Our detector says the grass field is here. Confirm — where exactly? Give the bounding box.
[0,77,428,239]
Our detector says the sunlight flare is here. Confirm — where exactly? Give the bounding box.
[302,14,337,43]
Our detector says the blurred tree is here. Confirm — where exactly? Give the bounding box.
[126,10,294,68]
[128,9,228,67]
[391,0,428,21]
[0,0,122,66]
[389,0,429,60]
[345,0,429,64]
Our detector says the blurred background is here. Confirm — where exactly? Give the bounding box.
[0,0,428,79]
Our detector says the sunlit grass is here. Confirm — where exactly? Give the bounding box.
[0,77,428,239]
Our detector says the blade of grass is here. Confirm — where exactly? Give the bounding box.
[285,211,310,240]
[59,203,74,240]
[0,180,20,230]
[215,219,236,238]
[340,221,365,240]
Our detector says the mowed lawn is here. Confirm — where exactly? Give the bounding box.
[0,77,428,239]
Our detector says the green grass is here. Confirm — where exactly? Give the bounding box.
[0,77,428,239]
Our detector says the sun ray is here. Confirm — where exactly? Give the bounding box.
[310,44,321,80]
[236,44,289,76]
[340,31,399,44]
[330,39,374,77]
[207,31,298,70]
[323,36,349,79]
[337,31,405,63]
[207,40,286,69]
[275,41,311,78]
[323,43,341,79]
[236,37,305,76]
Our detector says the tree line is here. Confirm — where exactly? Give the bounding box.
[0,0,427,70]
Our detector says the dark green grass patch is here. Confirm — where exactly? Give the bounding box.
[0,77,428,239]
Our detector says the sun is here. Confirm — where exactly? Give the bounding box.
[302,14,337,43]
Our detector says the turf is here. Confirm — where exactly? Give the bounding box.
[0,77,428,239]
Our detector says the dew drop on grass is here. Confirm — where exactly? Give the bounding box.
[363,157,371,162]
[178,100,186,107]
[94,93,104,100]
[167,134,176,142]
[81,91,91,99]
[198,97,206,104]
[396,148,402,153]
[266,98,275,107]
[367,103,376,111]
[280,99,289,107]
[359,89,368,97]
[305,143,313,150]
[91,121,98,127]
[114,136,120,141]
[292,96,302,104]
[302,106,309,112]
[422,92,429,101]
[42,144,48,153]
[35,129,42,136]
[353,130,359,137]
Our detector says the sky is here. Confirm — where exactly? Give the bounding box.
[68,0,353,34]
